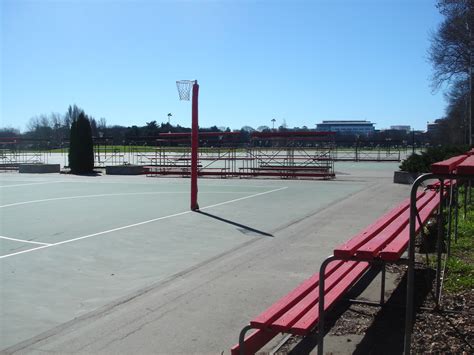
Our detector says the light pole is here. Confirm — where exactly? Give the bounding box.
[167,113,172,133]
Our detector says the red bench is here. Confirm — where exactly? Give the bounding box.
[230,261,368,355]
[431,155,468,174]
[257,165,331,172]
[238,167,335,179]
[143,164,203,177]
[232,188,443,355]
[334,190,440,261]
[457,155,474,175]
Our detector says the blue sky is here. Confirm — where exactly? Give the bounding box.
[2,0,445,132]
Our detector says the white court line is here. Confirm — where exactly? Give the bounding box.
[200,186,288,210]
[0,191,257,209]
[0,236,52,246]
[0,177,282,189]
[0,186,287,260]
[60,180,283,189]
[0,181,63,188]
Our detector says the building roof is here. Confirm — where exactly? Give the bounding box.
[319,120,375,125]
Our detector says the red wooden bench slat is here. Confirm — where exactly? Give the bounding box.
[431,154,468,174]
[355,191,437,259]
[250,260,344,327]
[379,192,441,260]
[267,261,358,331]
[289,262,370,335]
[333,192,424,258]
[457,155,474,175]
[230,328,279,355]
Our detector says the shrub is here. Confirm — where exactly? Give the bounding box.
[399,153,427,173]
[399,146,469,173]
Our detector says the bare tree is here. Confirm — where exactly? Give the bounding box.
[257,125,271,132]
[26,116,41,133]
[429,0,471,89]
[98,117,107,131]
[429,0,473,144]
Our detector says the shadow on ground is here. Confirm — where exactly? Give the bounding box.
[284,267,435,355]
[351,268,435,355]
[196,210,273,237]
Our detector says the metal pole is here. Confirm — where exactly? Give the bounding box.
[447,181,454,256]
[355,140,359,162]
[191,81,199,211]
[380,262,386,305]
[469,179,472,204]
[464,181,468,218]
[455,183,460,243]
[435,180,445,306]
[318,256,335,355]
[404,173,433,355]
[238,325,253,355]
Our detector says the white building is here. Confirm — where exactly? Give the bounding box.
[316,120,375,135]
[390,125,411,133]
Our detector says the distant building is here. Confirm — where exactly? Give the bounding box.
[316,120,375,135]
[390,125,411,133]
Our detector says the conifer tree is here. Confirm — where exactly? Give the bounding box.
[68,109,94,174]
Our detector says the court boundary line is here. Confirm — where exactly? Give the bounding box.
[0,181,63,188]
[0,191,261,209]
[57,181,285,189]
[0,236,52,246]
[0,178,285,189]
[0,186,287,260]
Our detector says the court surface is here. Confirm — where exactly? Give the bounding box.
[0,163,406,352]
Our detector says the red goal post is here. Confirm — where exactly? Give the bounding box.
[176,80,199,211]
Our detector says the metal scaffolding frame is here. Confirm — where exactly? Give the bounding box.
[0,139,49,171]
[145,131,336,180]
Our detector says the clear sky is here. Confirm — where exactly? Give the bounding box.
[2,0,446,132]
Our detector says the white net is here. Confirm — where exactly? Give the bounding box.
[176,80,194,101]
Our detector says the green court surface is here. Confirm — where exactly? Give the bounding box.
[0,173,369,349]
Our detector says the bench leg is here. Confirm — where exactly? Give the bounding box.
[380,262,386,305]
[405,173,435,354]
[446,182,454,256]
[469,179,472,205]
[238,325,253,355]
[318,255,336,355]
[231,325,278,355]
[464,180,468,219]
[435,180,444,307]
[454,184,459,243]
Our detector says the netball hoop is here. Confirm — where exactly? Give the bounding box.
[176,80,194,101]
[176,80,199,211]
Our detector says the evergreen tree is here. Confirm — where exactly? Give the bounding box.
[68,109,94,174]
[68,118,78,170]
